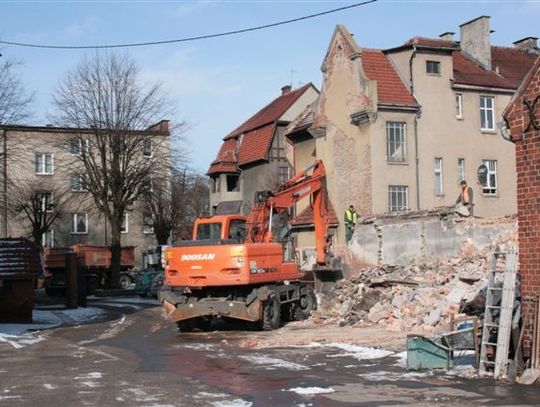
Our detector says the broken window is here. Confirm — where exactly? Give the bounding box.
[482,160,497,195]
[226,175,239,192]
[386,122,406,162]
[388,185,408,212]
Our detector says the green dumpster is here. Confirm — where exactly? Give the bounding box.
[407,334,453,370]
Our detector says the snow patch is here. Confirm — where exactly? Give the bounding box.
[210,400,252,407]
[43,384,56,390]
[0,332,46,349]
[359,370,431,382]
[75,372,103,380]
[238,354,308,371]
[287,387,335,395]
[194,392,230,399]
[180,343,215,351]
[392,351,408,368]
[299,342,394,361]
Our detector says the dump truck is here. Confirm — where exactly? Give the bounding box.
[161,160,342,331]
[43,245,136,295]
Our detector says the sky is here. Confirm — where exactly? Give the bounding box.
[1,0,539,173]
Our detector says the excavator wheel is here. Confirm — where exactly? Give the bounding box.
[262,292,281,330]
[295,285,317,320]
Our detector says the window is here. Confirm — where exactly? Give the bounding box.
[278,166,290,185]
[480,96,495,130]
[196,223,221,240]
[143,213,154,234]
[226,175,240,192]
[228,219,247,242]
[35,153,54,175]
[455,93,463,119]
[70,173,86,192]
[211,177,221,193]
[426,60,441,75]
[386,122,406,162]
[457,158,465,182]
[71,213,88,234]
[388,186,408,212]
[41,192,54,213]
[143,139,152,157]
[434,158,443,195]
[70,138,88,155]
[482,159,498,195]
[42,230,54,247]
[121,213,128,234]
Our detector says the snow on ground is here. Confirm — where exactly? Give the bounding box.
[210,400,253,407]
[178,343,216,351]
[0,332,46,349]
[358,370,433,382]
[286,387,335,395]
[294,342,394,361]
[238,354,308,371]
[392,351,408,368]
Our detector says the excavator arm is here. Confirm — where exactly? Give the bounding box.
[245,160,331,265]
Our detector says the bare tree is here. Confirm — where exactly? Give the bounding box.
[52,52,177,287]
[0,59,33,125]
[8,180,71,247]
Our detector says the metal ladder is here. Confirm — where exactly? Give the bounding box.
[479,246,518,379]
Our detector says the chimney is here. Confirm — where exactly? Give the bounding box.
[281,85,291,95]
[439,32,455,41]
[460,16,492,70]
[513,36,539,52]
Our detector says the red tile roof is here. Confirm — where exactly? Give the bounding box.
[237,123,275,166]
[224,83,313,140]
[207,138,238,175]
[491,46,539,88]
[362,49,418,107]
[290,201,339,227]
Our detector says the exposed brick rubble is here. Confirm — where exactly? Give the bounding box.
[313,227,517,334]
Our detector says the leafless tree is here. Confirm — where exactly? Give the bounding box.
[51,51,178,287]
[8,180,71,247]
[0,59,33,125]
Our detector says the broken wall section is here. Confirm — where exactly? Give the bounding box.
[349,207,516,266]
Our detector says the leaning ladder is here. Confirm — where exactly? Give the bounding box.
[478,246,518,379]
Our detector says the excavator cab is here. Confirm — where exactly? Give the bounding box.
[192,215,248,243]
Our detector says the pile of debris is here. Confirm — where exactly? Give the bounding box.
[315,245,512,334]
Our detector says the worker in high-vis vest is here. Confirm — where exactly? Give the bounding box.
[456,180,474,216]
[344,205,358,243]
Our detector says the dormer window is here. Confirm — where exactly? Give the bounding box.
[426,60,441,75]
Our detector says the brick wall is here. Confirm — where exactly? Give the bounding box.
[504,56,540,356]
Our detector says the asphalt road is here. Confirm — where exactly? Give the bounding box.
[1,297,539,406]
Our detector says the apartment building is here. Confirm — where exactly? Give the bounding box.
[0,121,171,266]
[207,84,319,215]
[285,17,538,248]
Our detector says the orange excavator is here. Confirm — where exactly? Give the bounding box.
[161,160,342,331]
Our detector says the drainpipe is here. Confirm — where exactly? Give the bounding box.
[409,45,421,210]
[2,129,7,237]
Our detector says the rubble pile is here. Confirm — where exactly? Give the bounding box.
[315,248,509,334]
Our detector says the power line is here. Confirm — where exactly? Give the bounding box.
[0,0,377,50]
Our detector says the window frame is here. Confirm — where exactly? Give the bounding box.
[426,60,441,75]
[278,166,290,185]
[70,138,88,156]
[457,158,465,183]
[70,173,86,192]
[434,157,443,196]
[480,95,495,131]
[455,93,463,119]
[121,213,129,234]
[142,213,154,234]
[71,213,88,235]
[482,159,498,195]
[142,139,153,158]
[35,153,54,175]
[42,229,54,248]
[388,185,409,212]
[226,174,240,192]
[41,192,54,213]
[386,122,407,163]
